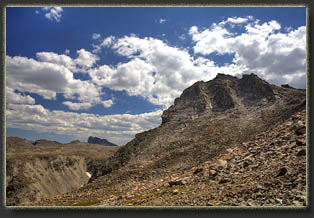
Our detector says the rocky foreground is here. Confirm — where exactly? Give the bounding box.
[91,110,307,207]
[96,109,306,207]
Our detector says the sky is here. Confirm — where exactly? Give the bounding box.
[5,6,306,145]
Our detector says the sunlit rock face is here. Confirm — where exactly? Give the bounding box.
[6,156,89,206]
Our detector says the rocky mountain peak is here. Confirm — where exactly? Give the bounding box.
[161,73,283,125]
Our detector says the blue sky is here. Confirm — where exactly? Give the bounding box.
[6,7,306,145]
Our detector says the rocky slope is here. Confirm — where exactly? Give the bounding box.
[26,73,306,207]
[92,109,307,207]
[89,73,305,181]
[6,138,118,206]
[87,136,117,146]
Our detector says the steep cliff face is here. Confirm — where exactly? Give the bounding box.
[6,138,118,206]
[236,74,275,105]
[6,156,89,206]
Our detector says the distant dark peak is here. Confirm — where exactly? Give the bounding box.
[281,84,295,89]
[70,140,81,144]
[87,136,117,146]
[237,73,275,105]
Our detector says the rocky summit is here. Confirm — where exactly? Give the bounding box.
[7,73,307,207]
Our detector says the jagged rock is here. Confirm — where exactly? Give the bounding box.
[218,178,230,184]
[295,126,306,135]
[193,167,203,174]
[168,177,190,187]
[173,189,179,194]
[209,169,217,179]
[109,195,117,200]
[226,148,234,153]
[237,73,275,105]
[212,86,235,112]
[168,180,184,187]
[275,167,288,178]
[217,159,228,168]
[296,149,306,156]
[242,162,249,168]
[296,137,306,145]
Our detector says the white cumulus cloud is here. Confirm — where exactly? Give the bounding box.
[36,52,76,72]
[102,99,114,108]
[90,35,222,107]
[6,87,35,105]
[36,49,99,73]
[42,7,63,22]
[92,35,116,53]
[6,52,110,110]
[189,17,306,88]
[62,101,93,110]
[74,49,99,70]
